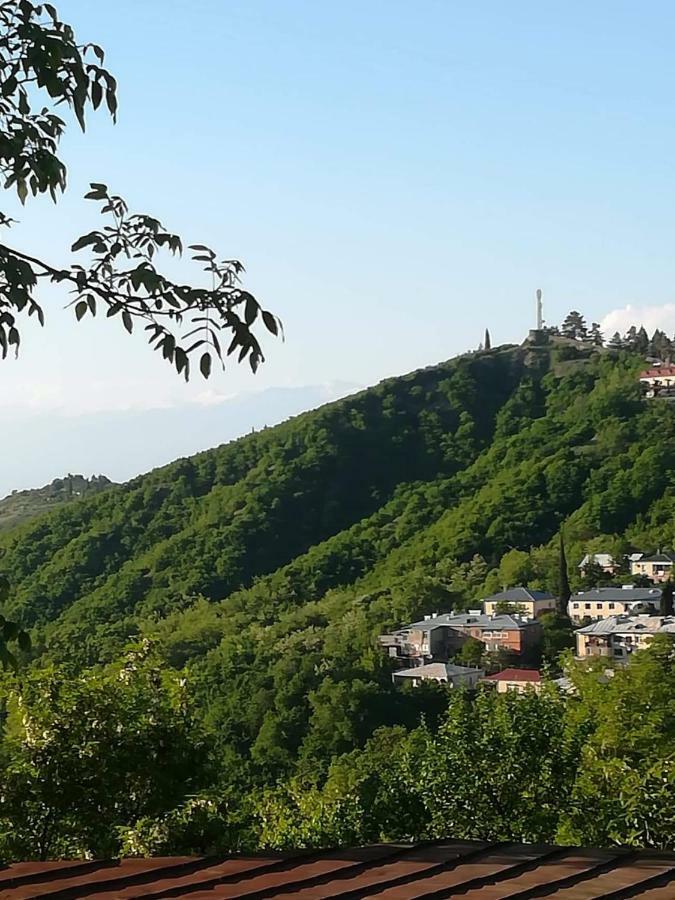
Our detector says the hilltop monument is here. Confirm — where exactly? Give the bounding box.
[525,288,549,346]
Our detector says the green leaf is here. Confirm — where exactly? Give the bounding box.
[200,352,212,379]
[1,76,17,98]
[75,300,88,321]
[262,311,278,335]
[91,79,103,110]
[122,311,133,334]
[71,232,99,252]
[245,296,258,326]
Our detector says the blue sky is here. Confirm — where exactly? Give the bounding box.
[3,0,675,486]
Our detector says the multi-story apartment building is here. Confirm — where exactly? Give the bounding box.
[380,612,542,666]
[568,586,662,623]
[575,615,675,663]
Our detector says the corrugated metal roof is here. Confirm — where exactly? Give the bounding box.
[571,588,660,602]
[392,663,483,680]
[1,840,674,898]
[576,614,675,635]
[403,613,537,633]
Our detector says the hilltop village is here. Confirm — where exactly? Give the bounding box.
[378,321,675,693]
[380,549,675,692]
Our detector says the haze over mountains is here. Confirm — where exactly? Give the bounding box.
[1,382,359,498]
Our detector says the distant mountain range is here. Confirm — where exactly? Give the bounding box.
[1,382,360,500]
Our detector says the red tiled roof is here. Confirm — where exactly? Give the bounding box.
[1,840,674,898]
[485,667,542,682]
[640,366,675,377]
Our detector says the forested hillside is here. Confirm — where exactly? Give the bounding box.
[1,338,674,857]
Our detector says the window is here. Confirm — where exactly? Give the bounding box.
[596,603,602,609]
[609,602,615,609]
[585,603,591,610]
[573,603,579,609]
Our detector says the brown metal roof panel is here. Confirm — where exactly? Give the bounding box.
[163,842,490,900]
[0,858,231,900]
[542,856,675,899]
[352,845,553,899]
[635,882,675,900]
[73,844,433,900]
[449,850,623,900]
[271,842,491,899]
[87,858,292,900]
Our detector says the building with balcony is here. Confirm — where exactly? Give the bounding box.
[575,615,675,663]
[629,552,675,583]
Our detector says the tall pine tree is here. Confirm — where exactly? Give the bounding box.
[558,530,572,616]
[484,328,492,350]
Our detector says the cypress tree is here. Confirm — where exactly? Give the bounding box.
[558,530,571,615]
[484,328,491,350]
[661,581,674,617]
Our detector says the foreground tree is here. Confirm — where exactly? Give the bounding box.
[0,644,210,859]
[0,1,281,379]
[560,635,675,848]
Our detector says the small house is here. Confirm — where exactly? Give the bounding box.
[392,663,484,688]
[629,552,675,583]
[483,668,542,693]
[578,553,617,575]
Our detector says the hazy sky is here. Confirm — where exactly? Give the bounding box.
[3,0,675,484]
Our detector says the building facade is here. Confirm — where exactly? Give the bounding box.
[575,615,675,662]
[483,668,542,693]
[577,553,617,575]
[481,587,557,618]
[639,365,675,398]
[392,663,484,688]
[629,552,675,583]
[380,612,543,666]
[568,586,662,622]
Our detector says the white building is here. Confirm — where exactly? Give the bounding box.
[578,553,617,574]
[392,663,484,688]
[568,586,661,623]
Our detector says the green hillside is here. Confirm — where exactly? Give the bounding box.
[1,338,674,855]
